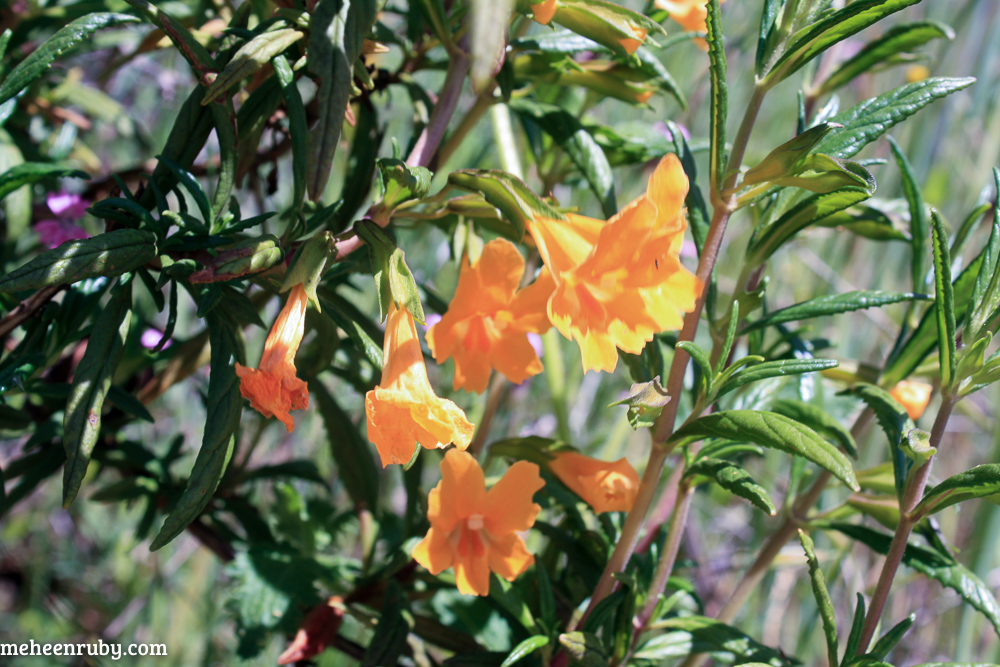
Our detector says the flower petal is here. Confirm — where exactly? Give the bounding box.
[412,526,454,574]
[483,461,544,534]
[487,532,535,582]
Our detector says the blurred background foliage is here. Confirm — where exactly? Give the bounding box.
[0,0,999,665]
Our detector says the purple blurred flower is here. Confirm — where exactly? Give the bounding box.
[34,191,90,249]
[141,328,170,350]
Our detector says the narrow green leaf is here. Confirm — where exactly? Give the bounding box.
[0,13,140,106]
[813,78,976,160]
[362,580,412,667]
[770,399,857,457]
[202,29,305,104]
[62,282,132,506]
[744,290,928,334]
[666,121,710,253]
[840,383,914,501]
[272,54,308,215]
[448,170,566,241]
[888,137,930,296]
[502,636,550,667]
[747,186,875,265]
[818,21,955,95]
[715,358,838,399]
[142,89,213,211]
[356,220,425,323]
[705,0,727,194]
[238,460,326,485]
[818,204,911,242]
[965,168,1000,337]
[150,315,242,550]
[743,123,843,187]
[930,210,956,388]
[510,99,617,216]
[537,0,666,57]
[756,0,785,75]
[828,522,1000,636]
[634,616,793,665]
[307,0,378,200]
[842,593,868,662]
[716,300,740,376]
[189,235,284,283]
[209,101,238,228]
[319,292,383,369]
[798,530,838,667]
[559,631,608,667]
[685,458,776,515]
[310,380,380,509]
[0,229,157,292]
[668,410,859,491]
[868,614,915,660]
[913,464,1000,518]
[764,0,921,86]
[0,163,89,201]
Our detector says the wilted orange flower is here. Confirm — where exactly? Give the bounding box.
[527,154,701,373]
[889,380,933,420]
[366,303,475,467]
[427,239,555,393]
[549,451,640,513]
[412,449,544,596]
[235,284,310,432]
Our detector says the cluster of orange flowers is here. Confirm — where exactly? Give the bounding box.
[234,151,697,594]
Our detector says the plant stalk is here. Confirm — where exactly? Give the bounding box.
[407,51,470,168]
[855,395,956,654]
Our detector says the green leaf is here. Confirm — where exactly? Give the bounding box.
[634,616,792,665]
[0,13,140,106]
[669,410,859,491]
[238,460,326,486]
[355,220,425,324]
[62,281,132,506]
[818,204,910,241]
[282,232,333,310]
[929,210,956,388]
[150,315,242,550]
[742,123,843,187]
[817,21,955,96]
[502,636,550,667]
[868,614,914,661]
[375,158,433,211]
[770,399,857,458]
[913,464,1000,518]
[842,593,867,662]
[273,54,308,215]
[812,78,976,160]
[559,631,608,667]
[665,121,709,252]
[142,90,213,212]
[362,579,412,667]
[763,0,921,86]
[609,376,670,429]
[0,163,89,201]
[319,292,383,369]
[532,0,666,58]
[509,99,617,217]
[470,0,513,92]
[307,0,378,200]
[189,235,284,283]
[706,0,727,194]
[798,530,838,667]
[310,380,380,509]
[747,185,875,265]
[202,28,305,105]
[965,168,1000,338]
[448,170,566,241]
[744,290,927,334]
[0,229,157,292]
[715,358,838,399]
[209,101,238,228]
[685,457,776,515]
[840,383,914,501]
[756,0,785,75]
[888,137,930,298]
[827,522,1000,636]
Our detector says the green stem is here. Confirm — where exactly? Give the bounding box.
[855,395,956,654]
[543,329,573,443]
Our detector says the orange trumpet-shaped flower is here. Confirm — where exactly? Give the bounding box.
[889,380,933,420]
[235,284,310,432]
[654,0,726,49]
[366,304,475,467]
[526,154,701,373]
[549,451,640,513]
[412,449,544,596]
[427,239,555,393]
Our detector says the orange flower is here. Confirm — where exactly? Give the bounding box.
[549,452,640,513]
[531,0,558,24]
[654,0,726,49]
[235,284,310,432]
[889,380,933,420]
[366,303,475,467]
[412,449,544,596]
[526,154,701,373]
[426,239,554,393]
